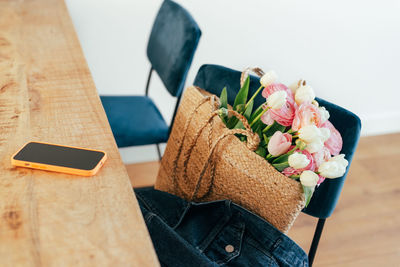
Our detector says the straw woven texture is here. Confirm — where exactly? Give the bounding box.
[155,86,305,233]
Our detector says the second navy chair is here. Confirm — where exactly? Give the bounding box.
[101,0,201,159]
[193,64,361,266]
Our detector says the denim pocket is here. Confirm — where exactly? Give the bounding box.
[203,209,245,265]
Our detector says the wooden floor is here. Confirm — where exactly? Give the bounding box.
[126,133,400,266]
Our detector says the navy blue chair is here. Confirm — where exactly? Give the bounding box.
[193,64,361,266]
[101,0,201,159]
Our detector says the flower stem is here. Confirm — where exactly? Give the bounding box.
[245,85,263,109]
[250,107,269,127]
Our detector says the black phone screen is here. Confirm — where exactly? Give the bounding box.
[13,142,105,170]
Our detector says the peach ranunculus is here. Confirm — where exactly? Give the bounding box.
[321,120,343,156]
[312,146,331,167]
[292,102,322,131]
[261,83,296,126]
[267,131,292,156]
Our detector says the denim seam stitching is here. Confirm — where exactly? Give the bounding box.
[245,235,279,266]
[172,202,192,230]
[215,221,245,265]
[197,201,233,252]
[136,191,168,225]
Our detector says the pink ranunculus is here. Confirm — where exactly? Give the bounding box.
[261,83,296,126]
[299,149,316,171]
[321,120,343,156]
[282,167,302,177]
[262,83,295,101]
[292,102,322,131]
[261,108,274,125]
[282,149,316,176]
[268,100,296,126]
[267,131,292,156]
[312,146,331,167]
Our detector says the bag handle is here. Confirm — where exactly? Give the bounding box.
[170,92,219,198]
[171,88,260,200]
[240,67,265,88]
[187,109,260,201]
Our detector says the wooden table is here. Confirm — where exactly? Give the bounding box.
[0,0,159,266]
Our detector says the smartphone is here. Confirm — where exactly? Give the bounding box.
[11,142,107,176]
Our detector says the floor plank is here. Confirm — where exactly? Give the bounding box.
[126,133,400,266]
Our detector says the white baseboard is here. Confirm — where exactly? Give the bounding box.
[119,143,166,164]
[360,112,400,136]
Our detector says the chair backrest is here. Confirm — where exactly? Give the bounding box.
[147,0,201,97]
[193,64,361,219]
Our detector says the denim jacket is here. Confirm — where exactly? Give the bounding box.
[135,188,308,267]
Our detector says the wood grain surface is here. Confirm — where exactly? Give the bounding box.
[128,133,400,266]
[0,0,158,266]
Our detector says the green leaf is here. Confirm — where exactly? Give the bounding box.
[272,162,290,172]
[243,99,254,120]
[226,117,239,129]
[250,105,264,122]
[263,134,269,146]
[272,153,290,164]
[262,121,287,137]
[250,117,263,133]
[255,146,267,158]
[302,185,315,207]
[233,99,254,129]
[233,76,250,110]
[219,87,228,109]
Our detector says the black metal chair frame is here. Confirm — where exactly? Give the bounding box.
[144,67,182,161]
[308,218,326,266]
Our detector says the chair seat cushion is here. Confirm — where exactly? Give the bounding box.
[101,96,169,147]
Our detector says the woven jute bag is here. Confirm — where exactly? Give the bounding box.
[155,85,305,233]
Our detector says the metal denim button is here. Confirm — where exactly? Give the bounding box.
[225,244,234,253]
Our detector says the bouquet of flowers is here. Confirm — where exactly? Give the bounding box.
[217,69,348,206]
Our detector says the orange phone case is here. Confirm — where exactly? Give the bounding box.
[11,141,107,177]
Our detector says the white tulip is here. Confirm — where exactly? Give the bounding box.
[288,153,310,169]
[300,171,319,187]
[330,154,349,168]
[267,91,287,109]
[299,125,321,143]
[319,106,330,123]
[305,139,324,154]
[288,81,299,93]
[319,127,331,142]
[288,79,306,93]
[318,154,348,178]
[295,85,315,105]
[260,70,278,87]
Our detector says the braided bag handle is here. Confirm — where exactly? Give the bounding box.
[240,67,265,87]
[171,91,260,200]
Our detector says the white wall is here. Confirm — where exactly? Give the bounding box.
[66,0,400,163]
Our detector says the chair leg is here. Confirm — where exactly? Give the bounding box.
[145,67,153,96]
[169,94,182,135]
[308,218,326,266]
[156,144,162,161]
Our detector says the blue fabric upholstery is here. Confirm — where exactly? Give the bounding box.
[147,0,202,97]
[101,0,201,149]
[193,64,361,219]
[101,96,169,147]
